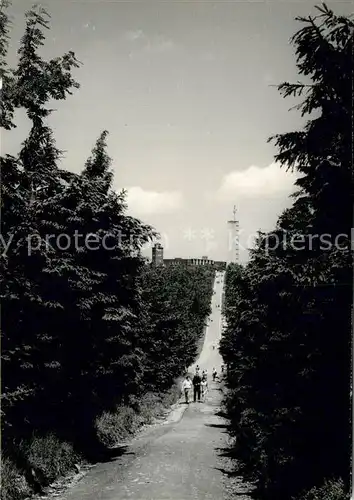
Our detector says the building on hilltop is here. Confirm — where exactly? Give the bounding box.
[152,243,164,266]
[163,257,188,267]
[163,257,226,270]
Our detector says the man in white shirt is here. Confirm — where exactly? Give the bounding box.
[181,375,192,404]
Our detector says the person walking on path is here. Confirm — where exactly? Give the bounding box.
[212,368,217,381]
[181,375,192,404]
[201,375,208,402]
[193,371,202,402]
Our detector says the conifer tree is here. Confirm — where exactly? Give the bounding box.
[1,3,217,492]
[1,3,81,449]
[221,5,353,499]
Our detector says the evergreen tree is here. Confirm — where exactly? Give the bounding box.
[221,5,353,499]
[1,3,81,451]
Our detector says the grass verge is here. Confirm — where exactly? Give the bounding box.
[96,384,182,448]
[1,384,182,500]
[1,436,81,500]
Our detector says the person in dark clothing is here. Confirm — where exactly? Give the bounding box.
[193,372,202,402]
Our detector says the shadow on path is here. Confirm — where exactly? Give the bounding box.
[215,409,228,418]
[204,423,228,429]
[215,446,238,459]
[214,466,240,478]
[93,445,134,464]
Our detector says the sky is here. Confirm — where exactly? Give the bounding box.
[3,0,352,262]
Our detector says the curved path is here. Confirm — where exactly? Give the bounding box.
[57,271,235,500]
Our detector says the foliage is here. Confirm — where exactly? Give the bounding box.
[0,456,31,500]
[96,385,183,448]
[297,478,348,500]
[18,435,81,486]
[138,264,214,391]
[0,3,214,497]
[95,406,141,447]
[220,4,352,499]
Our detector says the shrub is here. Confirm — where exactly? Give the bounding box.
[19,434,81,486]
[96,385,183,448]
[0,456,30,500]
[161,383,182,408]
[137,393,165,424]
[96,406,141,447]
[298,478,347,500]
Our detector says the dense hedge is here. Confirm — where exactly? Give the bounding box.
[0,3,215,494]
[139,263,214,392]
[220,5,352,500]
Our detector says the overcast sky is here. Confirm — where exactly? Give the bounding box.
[3,0,352,262]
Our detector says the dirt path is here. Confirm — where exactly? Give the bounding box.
[50,272,252,500]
